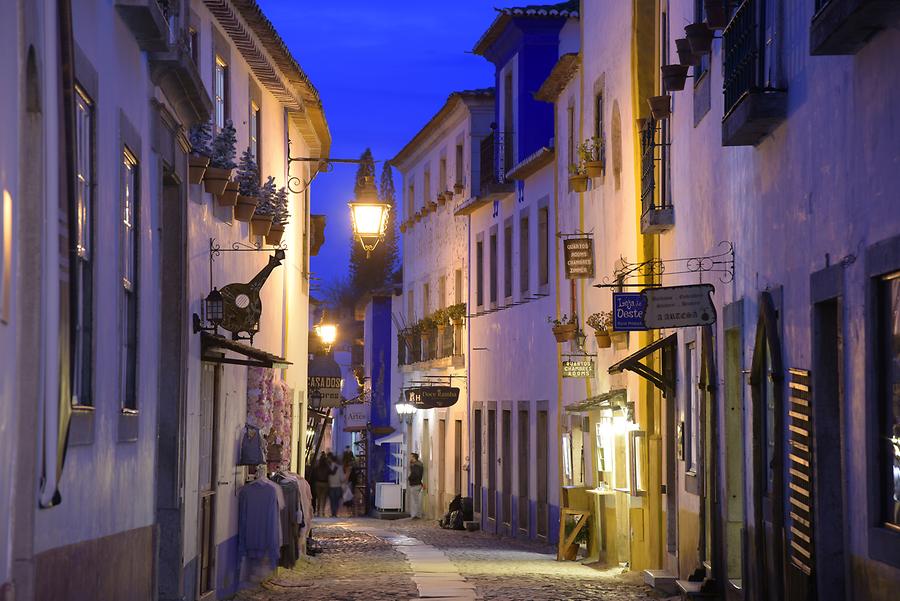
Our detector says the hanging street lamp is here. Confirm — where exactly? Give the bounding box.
[314,322,338,353]
[348,175,391,258]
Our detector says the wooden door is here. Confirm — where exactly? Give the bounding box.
[487,409,497,523]
[518,407,530,536]
[502,409,512,527]
[536,409,549,539]
[197,363,220,599]
[474,409,482,513]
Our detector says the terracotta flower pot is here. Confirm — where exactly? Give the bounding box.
[552,324,577,343]
[234,194,258,222]
[676,38,699,66]
[216,180,239,207]
[203,166,232,196]
[400,221,408,233]
[454,183,464,195]
[414,211,422,223]
[437,193,447,206]
[569,174,589,193]
[685,22,713,55]
[662,64,689,92]
[250,213,274,237]
[189,154,209,185]
[595,331,612,349]
[648,95,672,120]
[704,0,728,29]
[265,223,284,246]
[584,161,604,178]
[428,201,437,213]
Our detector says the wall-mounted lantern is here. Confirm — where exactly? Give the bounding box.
[314,322,338,353]
[349,176,391,258]
[395,400,417,424]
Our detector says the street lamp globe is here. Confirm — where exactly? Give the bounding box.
[349,175,391,258]
[314,323,338,349]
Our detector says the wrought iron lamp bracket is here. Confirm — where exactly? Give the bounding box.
[594,241,735,289]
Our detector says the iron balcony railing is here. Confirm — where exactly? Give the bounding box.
[479,130,514,190]
[723,0,765,116]
[640,117,670,215]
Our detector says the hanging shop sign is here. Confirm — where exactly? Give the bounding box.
[562,356,595,378]
[642,283,716,329]
[563,237,595,279]
[308,354,343,408]
[612,292,648,331]
[343,403,369,432]
[404,386,460,409]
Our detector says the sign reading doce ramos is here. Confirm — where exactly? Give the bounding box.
[405,386,460,410]
[563,237,595,279]
[643,284,716,329]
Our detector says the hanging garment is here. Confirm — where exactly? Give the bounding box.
[238,480,280,566]
[277,477,300,567]
[238,425,266,466]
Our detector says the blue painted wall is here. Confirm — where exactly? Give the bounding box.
[367,296,396,502]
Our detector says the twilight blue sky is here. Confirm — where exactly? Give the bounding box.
[257,0,520,294]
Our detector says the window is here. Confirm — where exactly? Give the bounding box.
[408,183,415,218]
[454,269,463,305]
[439,157,447,193]
[121,149,139,411]
[520,213,530,294]
[423,282,431,317]
[489,231,498,304]
[686,342,698,474]
[503,72,514,172]
[504,221,513,299]
[438,275,446,309]
[214,55,228,129]
[424,170,431,204]
[455,143,464,187]
[407,289,415,322]
[476,240,484,307]
[73,86,94,407]
[538,206,549,287]
[594,92,604,141]
[693,1,709,81]
[249,101,260,162]
[567,105,576,167]
[878,272,900,530]
[189,27,199,65]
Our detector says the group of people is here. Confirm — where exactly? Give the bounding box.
[308,446,361,517]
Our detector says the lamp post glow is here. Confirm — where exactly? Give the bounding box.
[314,323,338,352]
[349,175,391,258]
[396,401,417,424]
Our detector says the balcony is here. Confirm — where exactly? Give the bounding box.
[148,34,213,126]
[116,0,172,52]
[639,118,674,234]
[455,130,515,216]
[399,324,464,369]
[721,0,786,147]
[810,0,900,55]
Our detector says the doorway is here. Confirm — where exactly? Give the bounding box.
[723,303,745,593]
[487,409,497,525]
[454,419,463,495]
[502,409,512,529]
[438,419,447,509]
[518,405,530,536]
[197,362,220,599]
[422,418,430,516]
[474,409,482,514]
[536,408,549,539]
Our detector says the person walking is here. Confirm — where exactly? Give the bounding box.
[327,452,343,517]
[314,454,330,517]
[407,452,425,519]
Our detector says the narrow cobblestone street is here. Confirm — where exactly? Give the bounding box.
[233,518,664,601]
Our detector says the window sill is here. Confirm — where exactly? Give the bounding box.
[721,89,787,147]
[69,406,95,447]
[810,0,900,55]
[118,409,140,443]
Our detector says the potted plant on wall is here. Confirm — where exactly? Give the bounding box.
[568,163,589,193]
[548,314,578,343]
[647,95,672,120]
[187,120,212,185]
[662,64,690,92]
[251,176,276,237]
[454,181,465,195]
[432,308,449,334]
[205,119,237,196]
[685,22,714,55]
[586,311,613,349]
[448,302,466,326]
[675,38,699,66]
[266,186,289,246]
[234,147,260,220]
[581,137,604,178]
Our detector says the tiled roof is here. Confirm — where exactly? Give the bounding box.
[390,88,495,168]
[534,53,581,102]
[473,1,579,56]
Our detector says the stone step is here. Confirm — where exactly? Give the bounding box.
[676,579,718,599]
[642,569,679,595]
[463,520,480,532]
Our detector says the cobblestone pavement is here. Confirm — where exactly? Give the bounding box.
[233,517,665,601]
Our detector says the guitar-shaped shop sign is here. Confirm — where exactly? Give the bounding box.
[219,249,285,342]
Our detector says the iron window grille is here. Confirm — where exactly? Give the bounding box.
[480,130,514,189]
[723,0,768,117]
[640,118,670,216]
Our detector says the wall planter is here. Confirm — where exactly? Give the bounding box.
[675,38,699,66]
[662,65,689,92]
[552,323,577,343]
[648,95,672,120]
[685,22,714,55]
[203,167,232,196]
[414,211,422,223]
[595,331,612,349]
[250,213,273,237]
[584,161,604,178]
[704,0,728,29]
[568,174,589,193]
[427,201,438,213]
[216,180,239,206]
[265,223,284,246]
[437,193,447,206]
[399,221,408,233]
[188,154,209,185]
[234,195,258,222]
[454,182,464,195]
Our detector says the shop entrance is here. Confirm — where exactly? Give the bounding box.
[197,362,221,600]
